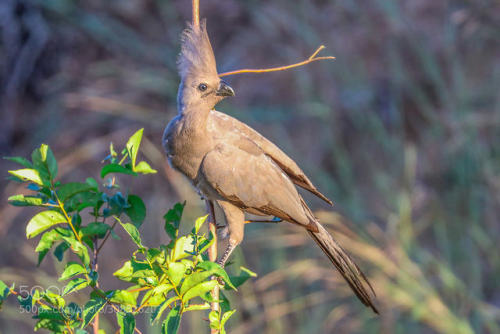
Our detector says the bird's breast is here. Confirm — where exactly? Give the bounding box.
[162,115,211,181]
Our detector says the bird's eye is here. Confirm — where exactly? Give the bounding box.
[198,83,208,91]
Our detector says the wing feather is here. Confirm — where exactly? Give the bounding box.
[209,111,333,205]
[199,142,317,231]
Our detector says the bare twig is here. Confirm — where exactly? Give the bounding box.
[219,45,335,77]
[192,0,200,28]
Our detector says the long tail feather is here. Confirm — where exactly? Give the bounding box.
[308,222,379,314]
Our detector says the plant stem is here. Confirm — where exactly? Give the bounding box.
[96,217,118,255]
[192,0,200,28]
[54,191,82,244]
[219,45,335,77]
[92,236,99,334]
[206,200,219,333]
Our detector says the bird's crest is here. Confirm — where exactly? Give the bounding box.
[177,20,218,79]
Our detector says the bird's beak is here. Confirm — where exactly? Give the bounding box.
[216,80,235,97]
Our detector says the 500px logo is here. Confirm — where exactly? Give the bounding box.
[17,285,65,299]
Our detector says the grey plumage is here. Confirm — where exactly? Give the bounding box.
[163,21,378,314]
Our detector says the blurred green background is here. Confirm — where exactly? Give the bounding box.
[1,0,499,333]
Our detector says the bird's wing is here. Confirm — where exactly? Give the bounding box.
[199,138,318,232]
[209,111,333,205]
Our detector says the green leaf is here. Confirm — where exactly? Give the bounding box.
[36,230,71,265]
[65,302,82,320]
[59,262,87,281]
[109,290,137,307]
[43,291,65,308]
[182,280,218,303]
[100,163,137,178]
[32,144,58,181]
[63,237,90,267]
[164,202,185,228]
[26,211,67,239]
[162,305,182,334]
[171,236,187,261]
[34,318,66,332]
[4,156,33,168]
[113,260,155,283]
[125,195,146,227]
[117,312,135,334]
[134,161,157,174]
[118,220,143,248]
[197,234,215,254]
[62,278,89,295]
[8,168,43,185]
[85,177,99,190]
[0,280,12,307]
[8,194,44,206]
[227,266,257,289]
[81,222,111,238]
[164,223,177,241]
[53,242,69,262]
[113,261,134,281]
[150,296,179,324]
[209,310,220,329]
[139,288,163,308]
[43,145,58,179]
[219,291,231,313]
[220,309,236,334]
[193,215,208,234]
[167,262,186,287]
[81,296,107,329]
[152,283,173,297]
[147,248,163,262]
[180,262,235,295]
[37,306,65,320]
[126,128,143,169]
[184,303,210,311]
[57,182,96,202]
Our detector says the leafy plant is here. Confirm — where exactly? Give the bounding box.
[1,129,254,333]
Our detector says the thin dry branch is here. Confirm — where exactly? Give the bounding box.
[219,45,335,77]
[192,0,200,28]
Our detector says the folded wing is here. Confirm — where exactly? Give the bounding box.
[209,111,333,205]
[199,138,318,232]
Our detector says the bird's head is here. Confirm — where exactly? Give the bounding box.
[176,20,234,112]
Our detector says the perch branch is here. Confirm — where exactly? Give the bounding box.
[206,200,220,334]
[192,0,200,28]
[192,1,219,331]
[219,45,335,77]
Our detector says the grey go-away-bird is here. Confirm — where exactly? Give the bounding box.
[163,21,378,314]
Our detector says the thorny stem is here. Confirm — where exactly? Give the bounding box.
[219,45,335,77]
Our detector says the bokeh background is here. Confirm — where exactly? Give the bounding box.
[1,0,500,333]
